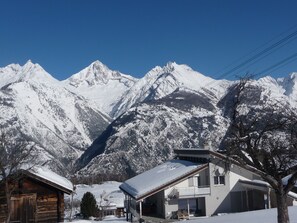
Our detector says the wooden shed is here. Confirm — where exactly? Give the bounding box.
[0,167,73,223]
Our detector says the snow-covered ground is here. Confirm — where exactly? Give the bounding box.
[66,206,297,223]
[188,206,297,223]
[65,215,127,223]
[65,181,297,223]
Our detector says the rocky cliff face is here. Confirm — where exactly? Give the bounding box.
[77,88,230,177]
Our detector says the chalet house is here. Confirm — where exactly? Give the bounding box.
[99,190,125,218]
[0,167,73,223]
[120,149,297,220]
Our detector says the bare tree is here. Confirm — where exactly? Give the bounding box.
[65,161,77,222]
[222,78,297,223]
[0,131,37,223]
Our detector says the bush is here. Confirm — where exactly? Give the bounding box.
[80,192,98,219]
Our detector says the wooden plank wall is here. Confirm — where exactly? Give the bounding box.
[36,194,58,223]
[0,177,66,223]
[0,195,7,222]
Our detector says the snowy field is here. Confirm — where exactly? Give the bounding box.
[65,206,297,223]
[188,206,297,223]
[64,215,127,223]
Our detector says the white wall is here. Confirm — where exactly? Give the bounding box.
[204,162,231,216]
[229,165,256,192]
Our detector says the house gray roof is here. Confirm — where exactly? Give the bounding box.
[120,159,208,201]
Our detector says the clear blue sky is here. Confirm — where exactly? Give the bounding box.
[1,0,297,80]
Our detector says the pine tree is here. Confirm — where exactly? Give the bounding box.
[80,192,98,219]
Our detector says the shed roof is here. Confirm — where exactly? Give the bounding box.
[25,167,73,194]
[120,159,208,201]
[0,166,73,194]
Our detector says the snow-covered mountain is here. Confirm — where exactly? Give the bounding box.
[63,60,137,116]
[0,61,111,173]
[1,60,297,178]
[76,67,297,177]
[111,62,230,117]
[76,62,232,176]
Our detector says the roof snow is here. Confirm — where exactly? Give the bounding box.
[28,166,73,193]
[1,166,73,194]
[120,159,207,200]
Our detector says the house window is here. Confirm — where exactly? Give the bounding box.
[188,176,200,187]
[214,175,225,185]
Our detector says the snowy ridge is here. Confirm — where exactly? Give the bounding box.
[112,62,230,117]
[0,60,58,88]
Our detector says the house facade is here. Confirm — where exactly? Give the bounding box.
[0,167,73,223]
[120,149,297,220]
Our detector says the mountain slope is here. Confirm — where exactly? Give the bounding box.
[77,88,229,177]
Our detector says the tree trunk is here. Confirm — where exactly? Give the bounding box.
[69,192,74,222]
[276,186,290,223]
[5,180,11,223]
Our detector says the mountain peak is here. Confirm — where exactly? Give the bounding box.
[165,61,177,67]
[163,61,194,73]
[92,60,105,67]
[25,59,33,65]
[289,72,297,81]
[164,61,178,72]
[67,60,116,85]
[18,60,58,84]
[66,60,133,88]
[0,61,58,87]
[22,60,40,71]
[90,60,109,72]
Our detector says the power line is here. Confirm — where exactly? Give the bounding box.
[218,29,297,79]
[211,23,297,79]
[203,24,297,89]
[229,35,297,77]
[255,52,297,78]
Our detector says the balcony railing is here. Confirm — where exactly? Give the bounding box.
[168,186,210,199]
